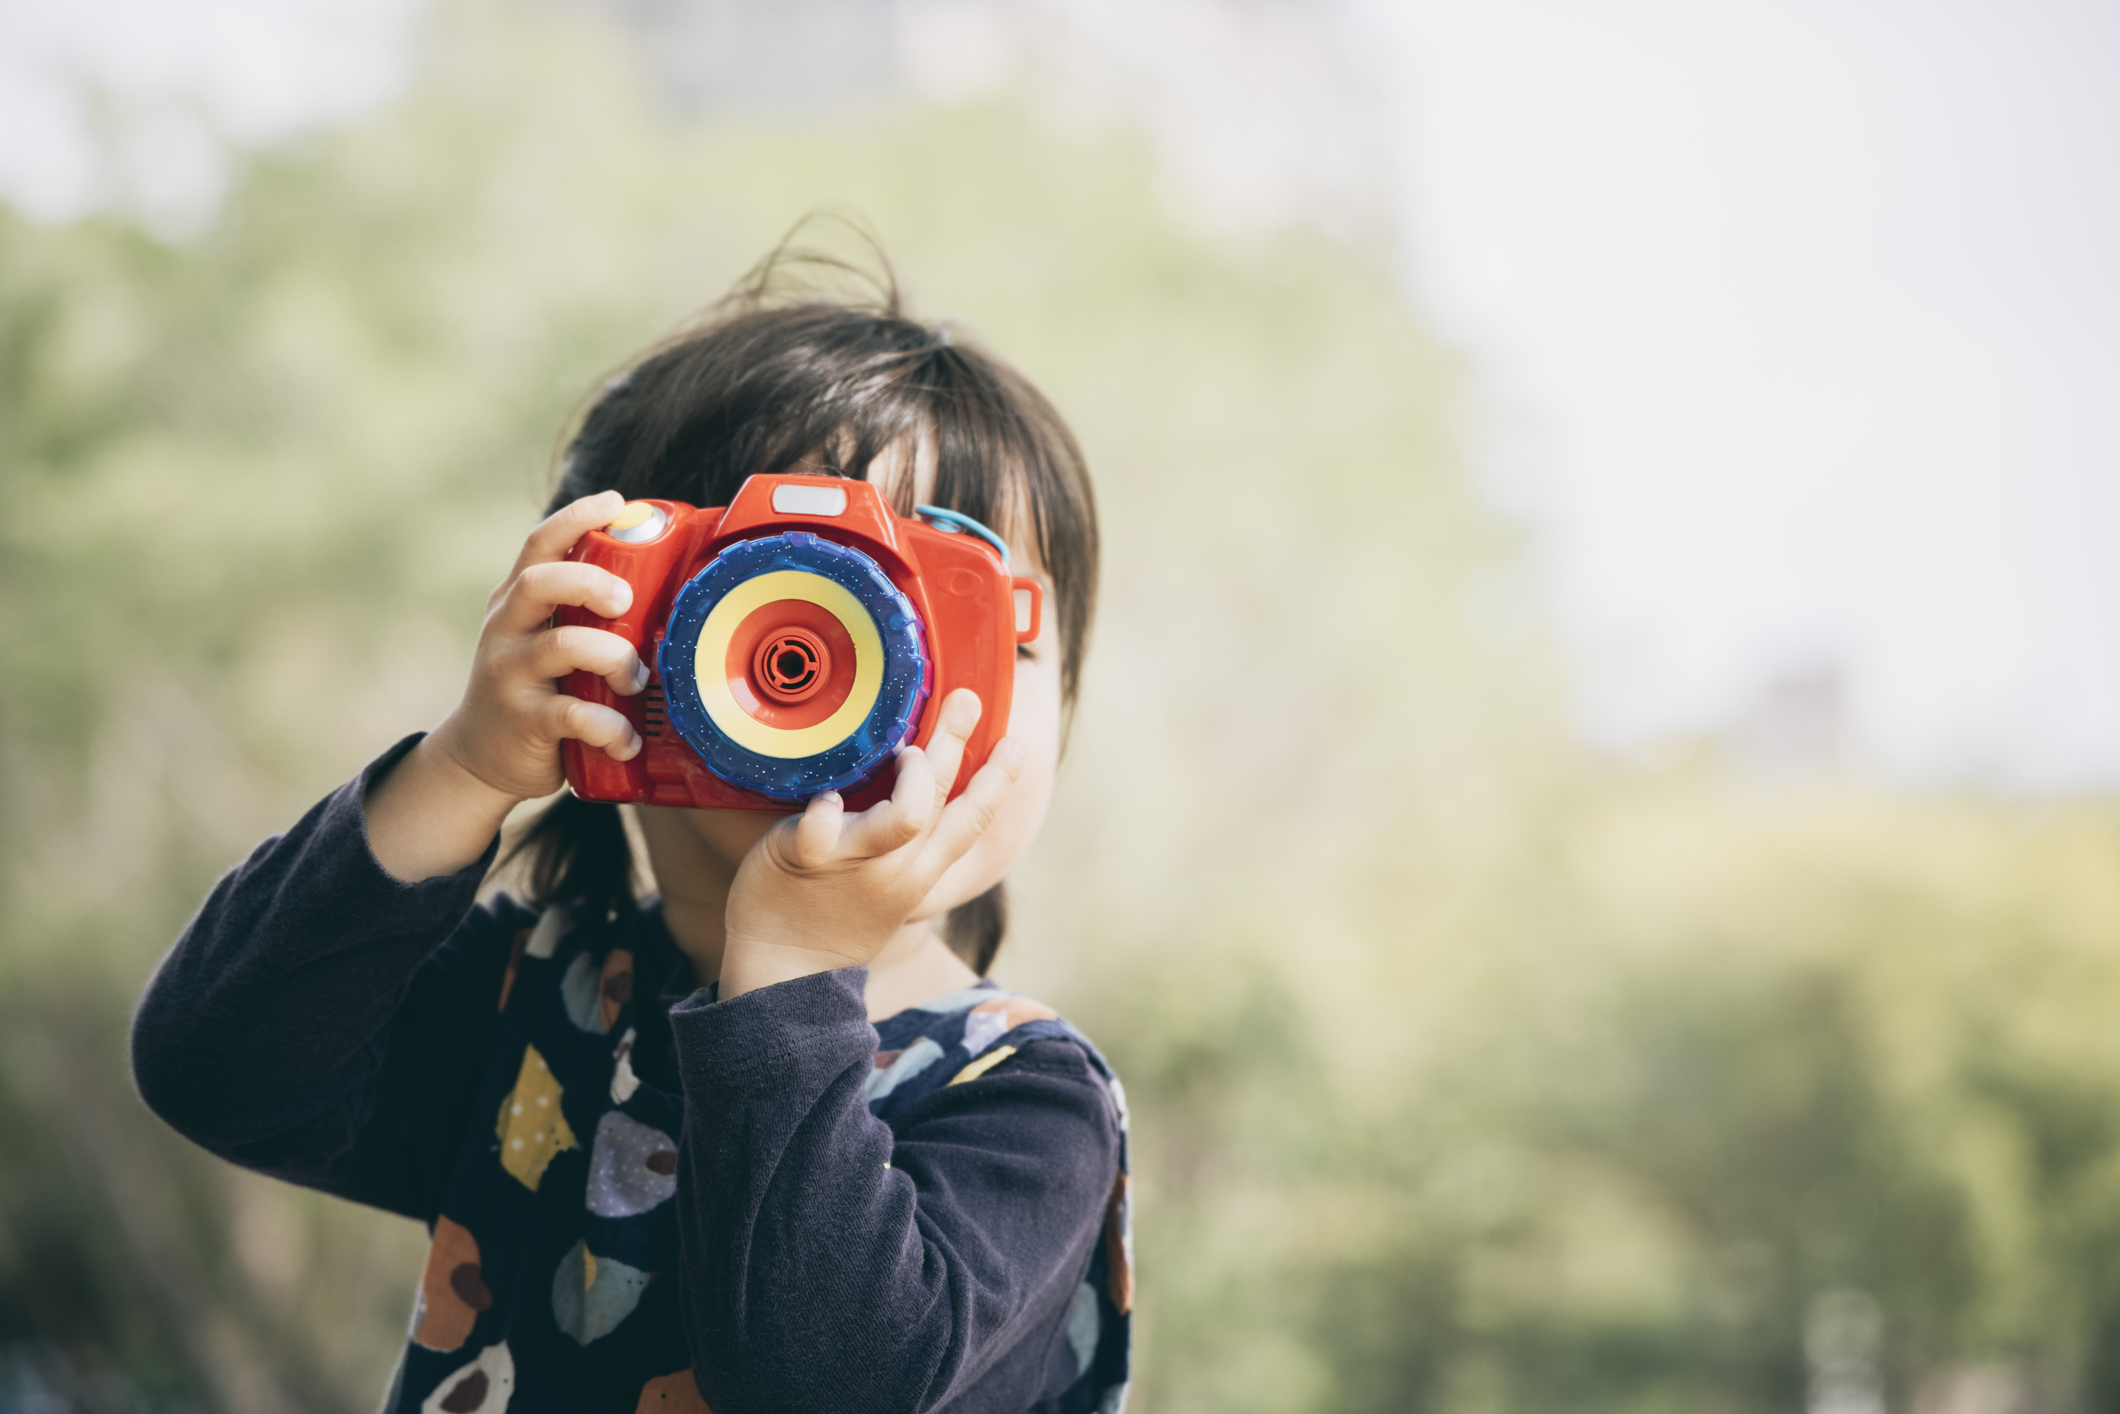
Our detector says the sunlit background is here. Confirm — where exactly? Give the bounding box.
[2,0,2117,1410]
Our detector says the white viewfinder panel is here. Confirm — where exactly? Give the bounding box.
[771,484,848,516]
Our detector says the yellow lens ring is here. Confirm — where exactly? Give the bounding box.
[693,571,884,759]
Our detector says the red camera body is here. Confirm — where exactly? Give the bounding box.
[557,474,1040,812]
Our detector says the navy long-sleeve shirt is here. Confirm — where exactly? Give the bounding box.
[131,738,1132,1414]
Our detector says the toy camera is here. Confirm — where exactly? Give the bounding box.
[557,473,1041,812]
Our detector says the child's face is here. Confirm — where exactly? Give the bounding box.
[633,441,1064,928]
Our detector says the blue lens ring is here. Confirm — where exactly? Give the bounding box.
[657,532,931,803]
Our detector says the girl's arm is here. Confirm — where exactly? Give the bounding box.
[668,696,1112,1409]
[134,492,652,1216]
[672,973,1121,1414]
[131,734,530,1219]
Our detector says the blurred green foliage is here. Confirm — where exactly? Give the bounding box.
[5,3,2120,1411]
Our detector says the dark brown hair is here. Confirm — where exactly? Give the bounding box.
[507,234,1098,975]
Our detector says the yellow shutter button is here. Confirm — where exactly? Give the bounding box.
[605,502,668,544]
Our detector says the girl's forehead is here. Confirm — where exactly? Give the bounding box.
[867,431,1046,577]
[865,432,935,508]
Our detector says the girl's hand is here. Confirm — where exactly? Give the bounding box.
[719,690,1029,999]
[364,492,646,881]
[427,490,649,801]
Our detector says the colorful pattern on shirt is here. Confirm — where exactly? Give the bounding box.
[385,907,1131,1414]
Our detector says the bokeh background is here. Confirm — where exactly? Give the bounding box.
[3,1,2119,1411]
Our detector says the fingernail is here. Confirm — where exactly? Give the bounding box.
[818,791,842,806]
[610,583,634,615]
[631,660,650,691]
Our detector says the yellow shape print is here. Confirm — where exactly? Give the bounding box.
[496,1045,578,1191]
[948,1044,1018,1087]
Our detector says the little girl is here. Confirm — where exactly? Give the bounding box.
[130,248,1131,1414]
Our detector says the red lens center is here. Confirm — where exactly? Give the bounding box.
[752,628,831,703]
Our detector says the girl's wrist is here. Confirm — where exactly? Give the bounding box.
[362,730,523,883]
[717,935,864,1001]
[421,716,535,816]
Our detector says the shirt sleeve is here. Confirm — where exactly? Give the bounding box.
[129,734,521,1222]
[668,970,1122,1414]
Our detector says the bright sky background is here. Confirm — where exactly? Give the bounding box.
[4,0,2115,790]
[1370,0,2120,790]
[0,0,417,233]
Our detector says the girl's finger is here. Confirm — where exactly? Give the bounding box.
[789,791,845,869]
[923,736,1029,869]
[524,624,648,696]
[540,694,642,761]
[495,560,634,637]
[841,746,934,859]
[509,491,626,577]
[917,689,983,814]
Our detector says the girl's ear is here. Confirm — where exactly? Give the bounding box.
[943,882,1008,976]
